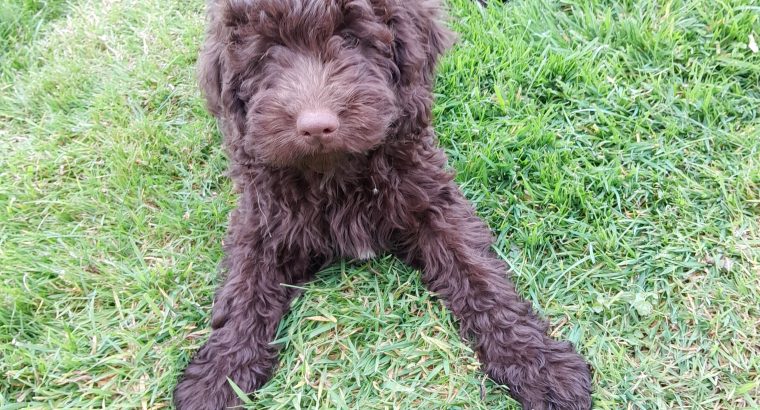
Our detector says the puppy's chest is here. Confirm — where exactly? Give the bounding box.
[324,193,383,260]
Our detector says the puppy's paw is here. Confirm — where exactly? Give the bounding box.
[485,340,592,410]
[174,360,239,410]
[539,341,592,410]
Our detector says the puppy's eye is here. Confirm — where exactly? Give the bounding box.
[342,33,360,49]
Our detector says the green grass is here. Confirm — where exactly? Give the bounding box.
[0,0,70,78]
[1,0,758,408]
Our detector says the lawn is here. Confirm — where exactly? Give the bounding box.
[1,0,758,408]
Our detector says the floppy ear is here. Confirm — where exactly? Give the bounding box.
[384,0,455,136]
[197,1,252,164]
[198,37,224,117]
[391,1,455,88]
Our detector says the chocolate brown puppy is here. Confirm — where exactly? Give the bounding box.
[175,1,592,409]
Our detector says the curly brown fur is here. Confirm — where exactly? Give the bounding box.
[174,1,592,409]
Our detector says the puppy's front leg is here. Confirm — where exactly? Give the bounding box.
[397,187,592,410]
[174,236,315,410]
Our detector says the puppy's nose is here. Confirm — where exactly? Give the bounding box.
[297,110,339,140]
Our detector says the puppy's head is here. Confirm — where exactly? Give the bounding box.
[199,0,453,171]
